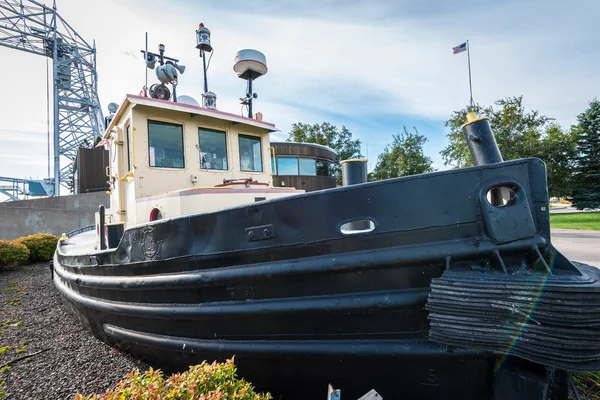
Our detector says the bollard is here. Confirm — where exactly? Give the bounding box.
[341,159,368,186]
[460,112,503,166]
[461,112,504,206]
[340,159,370,232]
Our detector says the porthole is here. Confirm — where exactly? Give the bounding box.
[486,186,517,207]
[149,208,163,221]
[340,219,376,235]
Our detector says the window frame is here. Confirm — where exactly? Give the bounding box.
[298,157,317,176]
[198,127,229,171]
[316,158,335,177]
[271,154,277,175]
[238,134,263,173]
[276,155,299,176]
[147,119,185,169]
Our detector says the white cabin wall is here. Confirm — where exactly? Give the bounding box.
[136,194,182,224]
[103,97,292,229]
[178,190,302,215]
[130,105,274,199]
[122,114,137,228]
[105,109,123,222]
[135,189,304,224]
[106,104,135,226]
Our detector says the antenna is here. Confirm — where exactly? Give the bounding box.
[144,32,148,93]
[196,23,216,109]
[233,49,267,118]
[140,42,185,102]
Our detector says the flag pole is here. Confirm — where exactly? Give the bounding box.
[467,40,474,107]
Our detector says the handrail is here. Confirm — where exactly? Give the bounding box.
[131,126,137,169]
[269,146,277,175]
[120,171,134,182]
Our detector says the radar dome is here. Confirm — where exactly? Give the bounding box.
[176,95,200,107]
[233,49,267,80]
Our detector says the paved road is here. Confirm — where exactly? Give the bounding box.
[550,205,599,214]
[551,229,600,268]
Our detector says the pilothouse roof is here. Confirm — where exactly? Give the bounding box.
[104,94,278,137]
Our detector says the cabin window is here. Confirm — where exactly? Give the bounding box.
[316,159,334,177]
[125,124,132,172]
[299,158,317,176]
[272,156,327,176]
[199,128,228,170]
[148,120,184,168]
[277,156,299,175]
[239,134,263,172]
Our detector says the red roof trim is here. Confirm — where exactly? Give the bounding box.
[126,94,276,129]
[136,188,304,203]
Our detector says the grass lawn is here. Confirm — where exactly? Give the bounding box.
[550,212,600,231]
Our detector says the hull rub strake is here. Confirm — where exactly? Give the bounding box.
[103,324,487,358]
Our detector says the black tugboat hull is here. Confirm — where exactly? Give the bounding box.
[55,271,495,399]
[53,158,580,399]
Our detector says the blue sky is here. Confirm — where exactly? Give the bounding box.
[0,0,598,181]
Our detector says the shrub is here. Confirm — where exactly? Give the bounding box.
[75,358,271,400]
[0,240,30,267]
[13,233,58,262]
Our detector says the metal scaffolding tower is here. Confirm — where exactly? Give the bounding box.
[0,0,103,196]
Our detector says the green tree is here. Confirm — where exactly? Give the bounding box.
[538,123,578,198]
[287,122,363,185]
[572,99,600,210]
[370,127,434,181]
[440,96,580,198]
[441,96,551,168]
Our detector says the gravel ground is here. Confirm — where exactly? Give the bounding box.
[0,263,148,399]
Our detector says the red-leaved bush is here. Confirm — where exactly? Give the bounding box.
[74,358,271,400]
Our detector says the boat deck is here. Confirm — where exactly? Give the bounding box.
[60,228,102,256]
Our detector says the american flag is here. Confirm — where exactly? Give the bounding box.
[453,42,467,54]
[95,138,109,148]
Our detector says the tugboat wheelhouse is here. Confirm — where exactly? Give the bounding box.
[100,95,301,230]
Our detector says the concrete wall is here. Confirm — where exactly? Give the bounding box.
[0,192,109,240]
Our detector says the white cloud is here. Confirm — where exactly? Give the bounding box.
[0,0,597,184]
